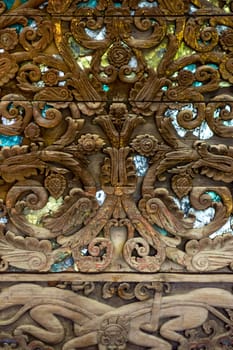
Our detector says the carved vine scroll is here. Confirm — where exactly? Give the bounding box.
[0,0,232,273]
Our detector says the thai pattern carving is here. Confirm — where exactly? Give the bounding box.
[0,0,232,273]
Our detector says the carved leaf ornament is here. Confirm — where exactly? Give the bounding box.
[0,0,232,274]
[1,1,233,350]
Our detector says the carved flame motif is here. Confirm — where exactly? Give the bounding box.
[0,0,232,273]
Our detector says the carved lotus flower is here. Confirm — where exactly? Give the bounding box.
[78,134,105,154]
[131,134,158,157]
[43,69,59,86]
[107,42,131,68]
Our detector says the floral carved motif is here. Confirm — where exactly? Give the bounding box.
[0,0,232,273]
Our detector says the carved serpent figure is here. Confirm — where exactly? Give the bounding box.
[0,284,233,349]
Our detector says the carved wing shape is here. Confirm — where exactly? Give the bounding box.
[185,234,233,272]
[0,232,53,272]
[149,198,193,234]
[42,188,98,236]
[139,189,194,236]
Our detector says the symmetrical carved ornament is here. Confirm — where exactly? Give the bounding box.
[0,0,232,273]
[1,281,233,349]
[1,1,233,349]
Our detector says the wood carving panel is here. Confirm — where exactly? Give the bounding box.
[1,279,233,350]
[1,1,233,349]
[0,0,232,273]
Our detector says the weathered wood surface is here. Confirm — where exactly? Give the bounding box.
[0,0,232,273]
[1,272,233,283]
[0,0,233,348]
[1,280,233,349]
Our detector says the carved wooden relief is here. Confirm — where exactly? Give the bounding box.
[2,278,233,350]
[0,0,232,273]
[1,0,233,348]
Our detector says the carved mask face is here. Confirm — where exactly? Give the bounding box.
[98,324,127,350]
[109,103,127,129]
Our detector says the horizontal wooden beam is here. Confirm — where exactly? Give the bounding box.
[1,272,233,283]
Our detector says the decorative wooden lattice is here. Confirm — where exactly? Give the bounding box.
[1,0,233,349]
